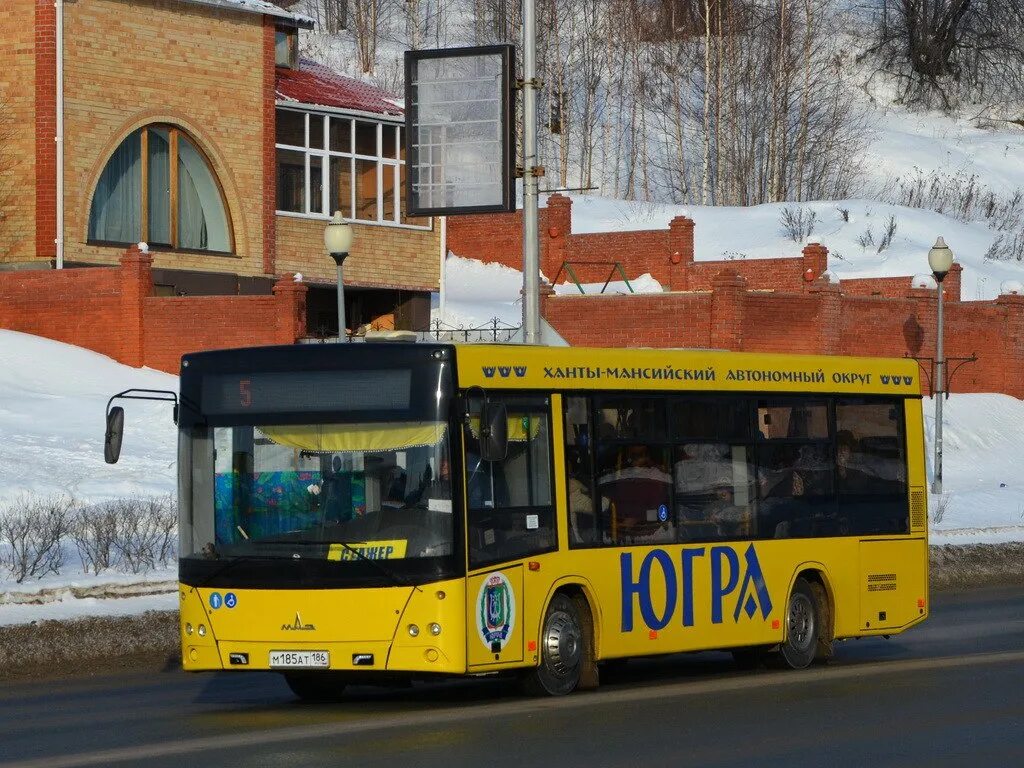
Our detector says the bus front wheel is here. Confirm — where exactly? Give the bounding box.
[523,593,584,696]
[283,671,347,702]
[778,577,819,670]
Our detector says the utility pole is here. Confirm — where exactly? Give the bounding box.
[521,0,541,345]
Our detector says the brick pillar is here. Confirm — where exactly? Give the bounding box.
[273,274,309,343]
[906,286,937,395]
[537,280,555,321]
[997,292,1024,398]
[710,269,747,350]
[119,245,153,367]
[809,276,842,355]
[35,0,57,260]
[262,18,277,276]
[801,243,828,283]
[945,262,963,302]
[668,216,695,291]
[542,194,572,278]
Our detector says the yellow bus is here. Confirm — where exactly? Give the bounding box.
[108,342,928,698]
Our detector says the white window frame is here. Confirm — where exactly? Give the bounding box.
[275,107,431,231]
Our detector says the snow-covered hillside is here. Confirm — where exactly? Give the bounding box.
[0,331,177,506]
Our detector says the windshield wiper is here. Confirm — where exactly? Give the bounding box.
[188,544,292,589]
[255,538,422,593]
[190,552,251,589]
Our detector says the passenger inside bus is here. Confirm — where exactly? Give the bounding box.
[596,443,673,543]
[320,455,354,523]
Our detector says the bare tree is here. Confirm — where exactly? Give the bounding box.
[351,0,384,73]
[863,0,1024,111]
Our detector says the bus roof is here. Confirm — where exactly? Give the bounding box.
[178,343,921,398]
[454,345,922,397]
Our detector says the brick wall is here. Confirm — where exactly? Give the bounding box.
[0,0,37,263]
[540,287,713,348]
[61,0,267,276]
[0,246,307,373]
[841,267,962,302]
[447,194,825,291]
[275,215,440,291]
[0,262,126,361]
[541,274,1024,398]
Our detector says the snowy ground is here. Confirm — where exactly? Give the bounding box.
[0,330,178,506]
[0,331,1022,626]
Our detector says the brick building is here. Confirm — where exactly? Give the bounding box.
[0,0,440,337]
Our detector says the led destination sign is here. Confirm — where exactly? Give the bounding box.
[200,369,412,415]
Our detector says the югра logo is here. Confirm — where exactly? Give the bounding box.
[620,544,773,632]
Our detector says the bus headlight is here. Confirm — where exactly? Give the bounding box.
[185,623,193,636]
[198,624,207,637]
[428,623,442,636]
[407,624,420,637]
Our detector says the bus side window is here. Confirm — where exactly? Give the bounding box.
[755,400,835,538]
[465,397,556,567]
[836,398,907,535]
[564,396,599,546]
[673,443,756,541]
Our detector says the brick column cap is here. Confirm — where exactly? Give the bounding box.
[711,268,747,289]
[272,273,309,296]
[119,244,154,269]
[808,276,841,294]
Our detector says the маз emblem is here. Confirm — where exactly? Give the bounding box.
[476,572,515,652]
[282,612,316,631]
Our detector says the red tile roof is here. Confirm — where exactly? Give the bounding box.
[276,60,403,117]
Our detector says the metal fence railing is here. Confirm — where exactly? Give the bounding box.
[298,317,522,345]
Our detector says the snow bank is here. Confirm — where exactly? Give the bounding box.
[0,331,178,506]
[437,254,663,329]
[923,393,1024,542]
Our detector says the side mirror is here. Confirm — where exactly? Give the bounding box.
[104,406,125,464]
[480,402,508,462]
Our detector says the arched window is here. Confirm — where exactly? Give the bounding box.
[88,125,233,253]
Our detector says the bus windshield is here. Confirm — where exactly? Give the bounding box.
[192,420,454,562]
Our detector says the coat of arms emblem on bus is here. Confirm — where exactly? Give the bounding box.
[476,572,515,652]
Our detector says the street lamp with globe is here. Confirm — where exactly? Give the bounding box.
[324,211,354,342]
[928,236,954,494]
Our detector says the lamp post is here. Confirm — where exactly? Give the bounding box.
[928,236,954,494]
[324,211,354,342]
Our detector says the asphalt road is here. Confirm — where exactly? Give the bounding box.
[2,587,1023,768]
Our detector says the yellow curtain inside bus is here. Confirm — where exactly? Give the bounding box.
[466,414,541,442]
[257,422,447,453]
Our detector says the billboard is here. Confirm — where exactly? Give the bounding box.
[404,45,516,216]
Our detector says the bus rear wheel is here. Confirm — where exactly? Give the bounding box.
[283,671,348,702]
[778,577,819,670]
[522,594,584,696]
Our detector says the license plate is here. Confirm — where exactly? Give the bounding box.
[269,650,330,668]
